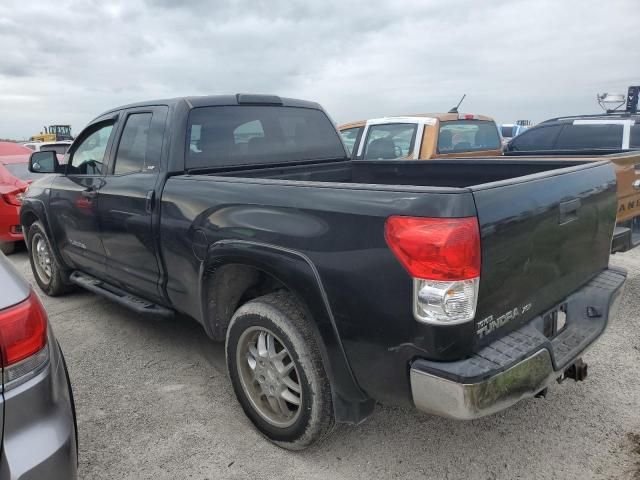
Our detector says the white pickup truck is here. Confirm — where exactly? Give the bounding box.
[339,113,502,159]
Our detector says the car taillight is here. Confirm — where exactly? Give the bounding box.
[0,292,49,388]
[385,216,481,325]
[2,189,25,206]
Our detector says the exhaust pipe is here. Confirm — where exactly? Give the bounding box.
[564,358,588,382]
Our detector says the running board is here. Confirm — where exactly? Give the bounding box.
[69,271,174,318]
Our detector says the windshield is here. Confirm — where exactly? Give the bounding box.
[186,106,346,169]
[438,120,501,153]
[362,123,417,159]
[4,162,40,181]
[501,126,514,137]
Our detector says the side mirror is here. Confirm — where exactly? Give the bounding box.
[29,150,61,174]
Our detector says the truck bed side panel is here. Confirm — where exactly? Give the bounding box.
[159,177,476,405]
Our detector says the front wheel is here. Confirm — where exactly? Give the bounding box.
[226,292,334,450]
[27,221,74,296]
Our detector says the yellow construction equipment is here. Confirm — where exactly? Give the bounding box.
[30,125,73,142]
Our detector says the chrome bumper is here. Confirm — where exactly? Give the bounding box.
[410,271,625,420]
[410,348,558,420]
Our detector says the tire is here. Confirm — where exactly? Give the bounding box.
[0,241,15,255]
[27,221,74,296]
[226,292,334,450]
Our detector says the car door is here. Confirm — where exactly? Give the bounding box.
[48,117,118,278]
[338,126,363,157]
[507,124,564,151]
[97,106,168,303]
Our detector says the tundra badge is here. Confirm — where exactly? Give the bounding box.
[476,303,532,338]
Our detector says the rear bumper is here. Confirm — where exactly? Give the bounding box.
[0,336,77,479]
[410,267,626,420]
[0,203,23,242]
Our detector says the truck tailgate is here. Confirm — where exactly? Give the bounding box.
[471,161,617,345]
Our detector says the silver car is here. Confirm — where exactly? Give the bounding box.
[0,253,77,479]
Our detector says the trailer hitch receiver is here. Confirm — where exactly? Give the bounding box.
[563,358,588,382]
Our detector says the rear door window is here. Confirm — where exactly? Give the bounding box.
[437,120,500,153]
[509,125,563,151]
[362,123,416,159]
[113,113,153,175]
[554,124,623,149]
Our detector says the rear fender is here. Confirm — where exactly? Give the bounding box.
[199,239,374,423]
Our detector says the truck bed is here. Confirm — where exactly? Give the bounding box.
[163,157,617,405]
[211,157,593,188]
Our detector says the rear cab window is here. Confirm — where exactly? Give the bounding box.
[437,120,500,153]
[186,106,346,169]
[362,123,417,160]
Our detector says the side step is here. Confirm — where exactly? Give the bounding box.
[70,271,174,318]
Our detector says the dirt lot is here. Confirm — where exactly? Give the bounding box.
[7,247,640,479]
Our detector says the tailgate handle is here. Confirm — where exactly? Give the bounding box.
[559,199,581,225]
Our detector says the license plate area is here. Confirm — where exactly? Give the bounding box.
[542,303,567,338]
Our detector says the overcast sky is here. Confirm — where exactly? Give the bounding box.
[0,0,638,139]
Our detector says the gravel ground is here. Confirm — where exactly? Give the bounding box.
[7,246,640,480]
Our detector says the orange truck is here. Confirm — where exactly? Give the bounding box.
[338,113,503,160]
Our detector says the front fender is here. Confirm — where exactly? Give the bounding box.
[200,239,374,423]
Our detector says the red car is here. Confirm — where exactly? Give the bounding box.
[0,142,35,254]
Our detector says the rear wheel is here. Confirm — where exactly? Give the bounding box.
[27,221,73,296]
[0,241,15,255]
[226,292,334,450]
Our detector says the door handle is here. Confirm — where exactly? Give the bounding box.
[559,198,581,225]
[145,190,155,214]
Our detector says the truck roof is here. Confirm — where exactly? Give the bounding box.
[98,94,322,119]
[338,113,495,130]
[540,112,640,124]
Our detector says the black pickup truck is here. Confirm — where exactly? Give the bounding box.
[22,95,625,449]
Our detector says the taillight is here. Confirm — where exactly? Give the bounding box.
[2,189,25,206]
[385,216,481,325]
[0,292,49,388]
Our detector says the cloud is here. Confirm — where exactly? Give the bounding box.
[0,0,638,139]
